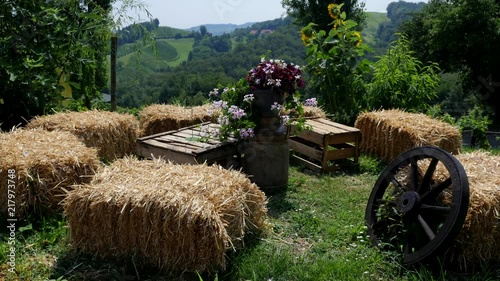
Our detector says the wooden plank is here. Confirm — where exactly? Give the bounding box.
[291,154,322,172]
[313,118,361,133]
[173,131,222,146]
[326,132,360,145]
[195,144,237,163]
[139,122,212,140]
[140,139,196,154]
[289,139,322,161]
[152,136,204,151]
[325,147,356,161]
[157,134,212,149]
[307,119,346,134]
[136,141,197,164]
[293,129,325,145]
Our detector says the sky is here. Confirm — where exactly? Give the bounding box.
[119,0,428,29]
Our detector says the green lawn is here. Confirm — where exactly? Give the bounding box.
[1,153,499,280]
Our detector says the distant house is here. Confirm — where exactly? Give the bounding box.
[249,30,258,35]
[260,29,274,35]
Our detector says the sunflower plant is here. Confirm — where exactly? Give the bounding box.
[301,2,371,124]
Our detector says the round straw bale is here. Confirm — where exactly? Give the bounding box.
[355,110,462,162]
[27,110,139,161]
[64,157,268,272]
[0,128,99,219]
[139,104,215,137]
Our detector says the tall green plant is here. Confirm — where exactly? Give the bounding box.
[365,34,441,112]
[301,3,371,124]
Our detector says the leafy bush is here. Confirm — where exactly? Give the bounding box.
[301,3,371,125]
[364,34,441,112]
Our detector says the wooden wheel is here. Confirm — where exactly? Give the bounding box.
[365,146,469,265]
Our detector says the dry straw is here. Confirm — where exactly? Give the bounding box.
[64,157,269,272]
[439,151,500,271]
[27,110,139,161]
[139,104,215,137]
[0,128,99,219]
[355,110,461,162]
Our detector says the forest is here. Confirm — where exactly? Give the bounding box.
[1,0,499,140]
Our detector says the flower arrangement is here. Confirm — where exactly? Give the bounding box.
[204,58,316,141]
[246,57,305,94]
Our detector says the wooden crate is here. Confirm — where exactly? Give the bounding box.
[289,118,361,172]
[136,123,237,168]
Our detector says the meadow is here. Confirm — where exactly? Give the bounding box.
[1,151,499,281]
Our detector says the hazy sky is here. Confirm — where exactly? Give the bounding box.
[121,0,428,29]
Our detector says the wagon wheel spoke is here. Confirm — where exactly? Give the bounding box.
[421,177,452,202]
[365,146,469,265]
[418,158,439,194]
[420,204,451,212]
[409,157,420,191]
[376,199,397,206]
[417,214,436,240]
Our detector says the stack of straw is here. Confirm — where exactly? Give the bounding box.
[355,110,461,162]
[440,151,500,271]
[64,157,269,272]
[0,129,99,219]
[27,110,139,161]
[139,104,215,137]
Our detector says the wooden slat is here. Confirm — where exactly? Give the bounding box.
[157,134,212,149]
[313,118,361,133]
[291,154,322,172]
[136,141,197,164]
[327,133,359,145]
[325,147,356,161]
[140,139,196,154]
[306,119,346,134]
[173,131,221,145]
[293,129,325,145]
[289,139,322,161]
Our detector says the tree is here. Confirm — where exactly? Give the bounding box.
[400,0,500,126]
[0,0,112,130]
[282,0,366,31]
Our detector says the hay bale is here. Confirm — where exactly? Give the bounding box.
[63,157,268,272]
[302,106,327,118]
[440,151,500,271]
[139,104,215,137]
[354,110,461,162]
[27,110,139,161]
[0,129,99,219]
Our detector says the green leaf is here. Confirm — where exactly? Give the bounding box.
[19,223,33,233]
[68,81,81,90]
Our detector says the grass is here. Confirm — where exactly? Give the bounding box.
[1,153,499,280]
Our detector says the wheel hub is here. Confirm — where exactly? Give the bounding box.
[397,191,421,214]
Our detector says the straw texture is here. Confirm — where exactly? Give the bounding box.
[441,152,500,271]
[64,157,268,272]
[355,110,461,162]
[0,129,99,219]
[139,104,215,137]
[27,110,139,161]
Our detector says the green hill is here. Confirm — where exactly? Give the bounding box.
[155,26,192,38]
[362,12,389,46]
[118,38,194,71]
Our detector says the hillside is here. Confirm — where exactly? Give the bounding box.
[362,12,389,46]
[187,23,255,36]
